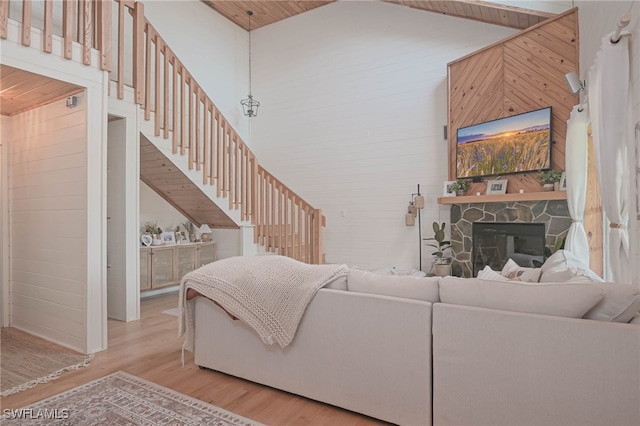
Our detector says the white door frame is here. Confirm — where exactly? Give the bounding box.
[108,96,141,322]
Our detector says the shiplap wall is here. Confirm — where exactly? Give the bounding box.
[9,97,87,351]
[143,0,250,143]
[577,1,640,286]
[251,1,516,270]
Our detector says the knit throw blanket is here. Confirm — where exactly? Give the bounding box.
[179,255,349,352]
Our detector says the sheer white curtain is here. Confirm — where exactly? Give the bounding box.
[564,106,590,264]
[588,33,631,284]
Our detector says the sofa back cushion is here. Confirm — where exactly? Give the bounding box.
[439,277,603,318]
[583,283,640,323]
[348,267,440,302]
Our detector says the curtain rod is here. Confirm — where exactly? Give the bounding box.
[611,11,631,44]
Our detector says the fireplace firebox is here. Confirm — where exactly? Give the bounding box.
[472,222,546,276]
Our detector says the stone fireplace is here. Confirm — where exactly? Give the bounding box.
[450,200,571,277]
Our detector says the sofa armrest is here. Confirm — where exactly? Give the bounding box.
[433,303,640,426]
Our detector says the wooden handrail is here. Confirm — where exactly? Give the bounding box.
[1,0,324,263]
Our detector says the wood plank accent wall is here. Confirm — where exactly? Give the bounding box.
[447,8,579,194]
[448,9,579,193]
[447,8,604,275]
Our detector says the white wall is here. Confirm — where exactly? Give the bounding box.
[577,1,640,286]
[250,1,516,270]
[8,97,87,351]
[143,0,250,144]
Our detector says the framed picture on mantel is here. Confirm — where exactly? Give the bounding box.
[486,179,508,195]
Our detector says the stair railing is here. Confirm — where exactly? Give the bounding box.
[113,0,324,263]
[0,0,324,263]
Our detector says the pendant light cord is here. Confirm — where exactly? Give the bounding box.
[248,11,253,97]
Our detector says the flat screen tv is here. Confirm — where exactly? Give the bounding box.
[456,107,552,179]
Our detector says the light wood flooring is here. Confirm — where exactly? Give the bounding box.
[0,293,387,425]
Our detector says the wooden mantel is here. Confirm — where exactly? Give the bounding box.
[437,191,567,205]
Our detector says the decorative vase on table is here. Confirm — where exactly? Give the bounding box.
[543,183,555,191]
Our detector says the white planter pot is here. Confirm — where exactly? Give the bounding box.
[434,263,452,277]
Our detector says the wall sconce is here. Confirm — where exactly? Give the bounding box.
[405,185,425,270]
[564,71,585,94]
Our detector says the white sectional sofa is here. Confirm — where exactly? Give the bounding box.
[187,255,640,426]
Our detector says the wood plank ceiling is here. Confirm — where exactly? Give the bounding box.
[0,65,83,116]
[201,0,555,31]
[140,135,239,229]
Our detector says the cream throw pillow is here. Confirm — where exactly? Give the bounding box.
[439,277,604,318]
[501,259,542,282]
[347,267,440,302]
[539,250,604,283]
[477,265,508,281]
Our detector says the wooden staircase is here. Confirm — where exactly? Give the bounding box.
[0,0,325,264]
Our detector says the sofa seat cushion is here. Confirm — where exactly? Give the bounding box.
[348,267,440,302]
[583,283,640,323]
[439,277,604,318]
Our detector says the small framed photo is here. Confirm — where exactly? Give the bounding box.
[443,180,456,197]
[160,231,176,245]
[559,171,567,191]
[486,179,508,195]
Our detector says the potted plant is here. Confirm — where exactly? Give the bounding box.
[538,169,563,191]
[450,179,471,196]
[424,222,453,276]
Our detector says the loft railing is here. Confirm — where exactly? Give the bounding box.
[0,0,324,264]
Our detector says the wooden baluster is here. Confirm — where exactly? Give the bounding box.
[154,36,161,136]
[97,0,111,71]
[163,45,169,139]
[116,0,125,98]
[144,25,151,120]
[43,0,53,53]
[290,194,296,260]
[307,209,312,263]
[188,77,194,169]
[236,144,246,221]
[203,101,209,184]
[251,156,258,227]
[234,136,240,210]
[195,87,201,171]
[21,0,31,46]
[228,134,235,210]
[62,1,72,58]
[243,150,249,221]
[172,56,178,154]
[223,125,229,197]
[209,104,218,185]
[0,0,9,39]
[260,170,265,245]
[297,201,302,261]
[217,119,223,198]
[283,190,289,257]
[313,209,323,264]
[180,69,185,155]
[270,178,275,252]
[132,2,144,103]
[81,0,91,65]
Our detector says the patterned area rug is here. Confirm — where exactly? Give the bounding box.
[2,371,263,425]
[1,328,93,397]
